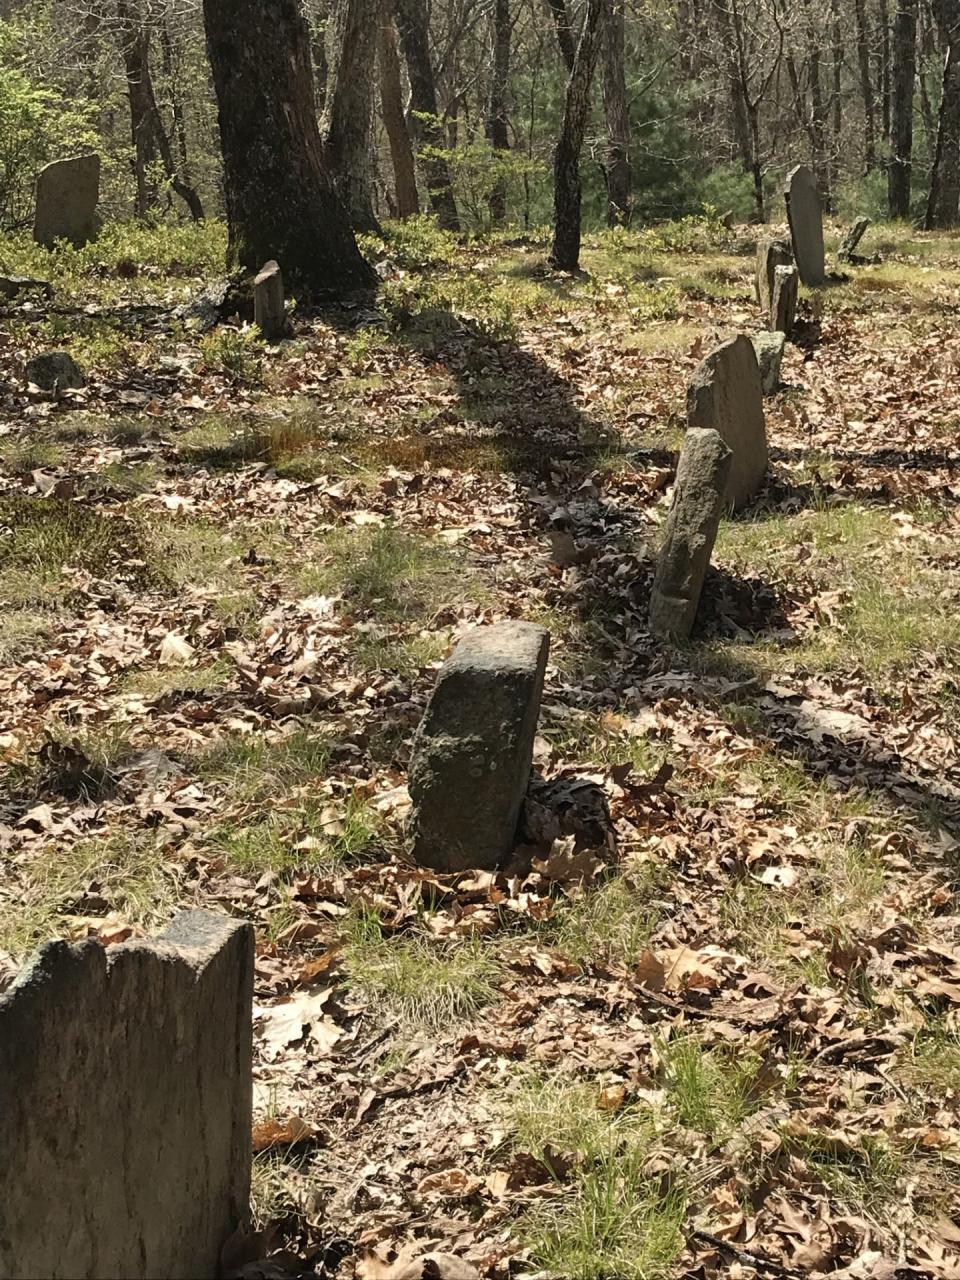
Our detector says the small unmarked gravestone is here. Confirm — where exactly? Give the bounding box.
[33,154,101,249]
[771,264,799,334]
[756,237,792,317]
[751,331,786,397]
[784,164,826,286]
[687,334,767,510]
[25,350,84,391]
[253,259,286,340]
[409,621,549,871]
[0,911,253,1280]
[838,216,870,263]
[649,428,732,641]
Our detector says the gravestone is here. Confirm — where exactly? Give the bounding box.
[25,350,84,391]
[771,264,798,334]
[756,237,792,317]
[751,331,786,396]
[784,164,826,286]
[649,428,732,641]
[839,216,870,263]
[254,259,286,340]
[33,154,101,249]
[687,333,767,510]
[409,621,549,871]
[0,911,253,1280]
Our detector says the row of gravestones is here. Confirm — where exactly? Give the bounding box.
[0,162,840,1279]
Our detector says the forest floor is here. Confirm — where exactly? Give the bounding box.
[1,213,960,1280]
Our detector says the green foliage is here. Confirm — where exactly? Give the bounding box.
[360,213,460,271]
[199,327,263,382]
[0,19,97,230]
[419,132,544,232]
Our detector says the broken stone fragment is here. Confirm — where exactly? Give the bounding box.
[408,621,550,871]
[253,259,286,340]
[751,331,786,397]
[771,263,798,334]
[25,350,84,391]
[649,428,732,642]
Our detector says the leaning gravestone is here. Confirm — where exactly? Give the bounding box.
[409,621,549,871]
[771,263,799,334]
[838,216,870,263]
[756,237,793,317]
[784,164,826,286]
[751,331,786,397]
[33,154,101,249]
[254,259,286,340]
[649,428,732,641]
[687,333,767,510]
[0,911,253,1280]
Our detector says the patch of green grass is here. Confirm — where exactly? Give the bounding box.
[213,794,381,877]
[0,830,182,959]
[343,912,502,1027]
[658,1036,766,1140]
[350,629,449,676]
[786,1128,904,1214]
[542,871,667,968]
[0,606,55,662]
[0,497,154,607]
[199,328,263,382]
[504,1073,685,1280]
[0,439,65,474]
[900,1017,960,1096]
[191,728,333,803]
[123,657,232,699]
[299,524,474,621]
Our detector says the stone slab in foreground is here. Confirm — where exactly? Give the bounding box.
[409,621,549,871]
[33,154,101,249]
[687,333,767,510]
[0,910,253,1280]
[649,428,732,641]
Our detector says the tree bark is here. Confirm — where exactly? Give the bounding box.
[854,0,877,169]
[378,0,420,218]
[601,0,630,224]
[322,0,382,232]
[550,0,605,270]
[486,0,511,224]
[202,0,374,292]
[545,0,576,71]
[926,0,960,225]
[888,0,917,217]
[394,0,460,229]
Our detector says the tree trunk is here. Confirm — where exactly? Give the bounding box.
[831,1,843,142]
[888,0,917,217]
[378,0,420,218]
[486,0,511,224]
[322,0,382,232]
[601,0,630,224]
[715,0,752,172]
[879,0,892,139]
[550,0,605,270]
[926,0,960,225]
[394,0,460,229]
[545,0,576,71]
[202,0,375,292]
[854,0,877,169]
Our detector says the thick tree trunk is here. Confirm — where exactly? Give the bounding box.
[486,0,511,224]
[601,0,630,225]
[322,0,382,232]
[394,0,460,230]
[880,0,892,140]
[550,0,605,270]
[854,0,877,169]
[378,1,420,218]
[202,0,374,292]
[888,0,917,217]
[926,0,960,225]
[545,0,576,71]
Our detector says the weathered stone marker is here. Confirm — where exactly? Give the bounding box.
[649,428,732,641]
[751,331,786,396]
[0,911,253,1280]
[756,237,792,317]
[687,333,767,510]
[33,154,101,249]
[838,216,870,263]
[25,350,84,391]
[771,263,799,334]
[409,621,549,871]
[784,164,826,286]
[253,259,286,340]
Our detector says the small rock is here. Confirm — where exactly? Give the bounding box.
[25,351,84,391]
[0,275,52,301]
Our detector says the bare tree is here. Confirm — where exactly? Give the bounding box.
[926,0,960,225]
[378,0,420,218]
[202,0,374,292]
[486,0,511,223]
[322,0,382,231]
[601,0,630,224]
[550,0,605,270]
[888,0,916,217]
